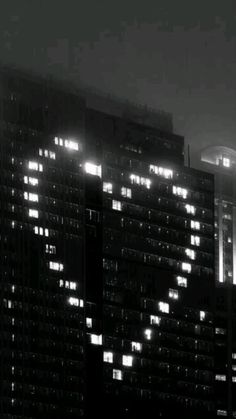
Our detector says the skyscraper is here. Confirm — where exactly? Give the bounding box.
[0,67,215,418]
[197,146,236,418]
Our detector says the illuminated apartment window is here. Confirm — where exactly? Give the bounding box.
[68,297,80,307]
[28,161,43,172]
[228,237,232,243]
[223,157,230,167]
[149,165,173,179]
[150,315,161,325]
[103,182,113,194]
[122,355,133,367]
[64,139,79,151]
[177,276,187,287]
[104,352,113,363]
[172,185,188,199]
[185,248,196,260]
[90,334,102,345]
[232,377,236,382]
[131,342,142,352]
[191,220,200,230]
[215,328,226,335]
[45,244,56,254]
[25,192,38,202]
[215,375,226,381]
[191,235,200,246]
[158,301,169,314]
[217,410,227,416]
[185,204,196,215]
[182,262,191,273]
[24,176,38,186]
[29,209,39,218]
[113,369,123,381]
[86,318,92,328]
[168,288,179,300]
[200,310,206,321]
[233,354,236,360]
[112,200,122,211]
[85,162,102,177]
[130,174,151,189]
[121,186,132,198]
[49,261,64,271]
[144,329,152,340]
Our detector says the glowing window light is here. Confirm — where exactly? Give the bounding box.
[130,174,151,189]
[176,276,187,287]
[144,328,152,340]
[49,261,64,271]
[103,182,113,194]
[182,262,191,273]
[168,289,179,300]
[149,165,173,179]
[121,187,132,198]
[200,310,206,321]
[158,301,169,313]
[223,157,230,167]
[29,209,39,218]
[28,161,43,172]
[173,185,188,199]
[25,193,38,202]
[85,162,102,177]
[131,342,142,352]
[45,244,56,254]
[112,200,122,211]
[68,297,83,307]
[113,369,123,380]
[185,248,196,260]
[191,220,200,230]
[215,374,226,381]
[24,176,38,186]
[103,352,113,363]
[122,355,133,367]
[150,315,161,325]
[90,334,102,345]
[86,318,92,328]
[191,235,200,246]
[64,139,79,151]
[185,204,196,215]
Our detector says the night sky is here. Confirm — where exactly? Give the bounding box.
[1,0,236,157]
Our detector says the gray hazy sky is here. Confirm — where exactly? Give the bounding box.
[1,0,236,155]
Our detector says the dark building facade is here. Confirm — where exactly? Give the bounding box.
[0,68,215,418]
[195,146,236,419]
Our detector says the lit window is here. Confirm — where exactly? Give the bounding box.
[200,310,206,321]
[228,237,232,243]
[90,334,102,345]
[130,174,151,189]
[112,200,122,211]
[182,262,192,273]
[68,297,84,307]
[150,315,161,325]
[85,162,102,177]
[121,187,132,198]
[185,248,196,260]
[149,165,173,179]
[64,139,79,151]
[25,192,38,202]
[158,301,169,314]
[86,318,92,328]
[177,276,187,287]
[168,289,179,300]
[215,374,226,381]
[24,176,38,186]
[191,235,200,246]
[29,209,39,218]
[144,329,152,340]
[104,352,113,363]
[185,204,196,215]
[103,182,113,194]
[45,244,56,254]
[122,355,133,367]
[217,410,227,416]
[28,161,43,172]
[49,261,64,271]
[113,369,123,380]
[172,185,188,199]
[215,328,226,335]
[191,220,200,230]
[223,157,230,167]
[131,342,142,352]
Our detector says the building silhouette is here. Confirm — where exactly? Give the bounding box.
[0,67,215,418]
[197,145,236,418]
